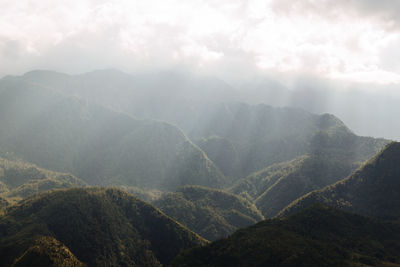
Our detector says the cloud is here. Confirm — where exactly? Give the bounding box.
[271,0,400,29]
[0,0,400,85]
[0,0,259,78]
[0,38,23,60]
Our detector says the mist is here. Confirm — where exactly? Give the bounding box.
[1,0,400,141]
[2,2,400,266]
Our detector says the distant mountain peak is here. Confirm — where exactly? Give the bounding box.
[22,69,71,78]
[78,68,132,79]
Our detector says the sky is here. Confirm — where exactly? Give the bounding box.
[1,0,400,140]
[2,0,400,84]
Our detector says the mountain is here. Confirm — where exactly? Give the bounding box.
[0,156,86,209]
[0,188,206,267]
[0,79,226,190]
[4,69,237,124]
[238,78,400,141]
[4,70,388,181]
[0,70,388,200]
[195,136,240,178]
[174,103,364,179]
[9,69,400,141]
[171,205,400,267]
[280,142,400,220]
[153,185,263,241]
[11,236,86,267]
[230,127,388,218]
[178,103,387,181]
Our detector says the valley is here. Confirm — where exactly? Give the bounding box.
[0,70,398,266]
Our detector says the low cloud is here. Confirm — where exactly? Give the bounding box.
[271,0,400,29]
[0,0,400,85]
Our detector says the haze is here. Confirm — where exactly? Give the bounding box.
[1,0,400,140]
[2,2,400,266]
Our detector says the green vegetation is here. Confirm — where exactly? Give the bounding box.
[153,185,263,241]
[0,156,86,209]
[230,125,388,218]
[280,142,400,220]
[0,71,388,194]
[0,188,206,267]
[119,186,163,202]
[0,82,226,190]
[12,236,86,267]
[0,70,397,267]
[172,205,400,267]
[4,71,388,184]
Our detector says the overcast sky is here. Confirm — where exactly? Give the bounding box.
[2,0,400,140]
[1,0,400,84]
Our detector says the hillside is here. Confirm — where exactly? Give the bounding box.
[11,236,86,267]
[153,185,263,241]
[3,70,388,181]
[230,128,388,218]
[0,188,206,267]
[0,79,226,190]
[164,103,385,180]
[172,205,400,267]
[0,156,86,209]
[280,142,400,220]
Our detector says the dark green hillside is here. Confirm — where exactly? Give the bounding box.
[0,80,225,190]
[120,186,163,202]
[0,156,86,208]
[172,205,400,267]
[280,142,400,220]
[230,156,309,201]
[230,127,388,218]
[0,188,206,267]
[253,154,359,218]
[12,236,86,267]
[153,185,263,241]
[0,197,10,211]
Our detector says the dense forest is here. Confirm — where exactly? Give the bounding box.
[0,156,86,210]
[172,205,400,266]
[153,185,263,241]
[0,70,398,266]
[3,0,400,264]
[280,142,400,220]
[0,188,205,267]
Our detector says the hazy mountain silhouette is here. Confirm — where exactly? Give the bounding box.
[2,70,389,183]
[0,79,226,190]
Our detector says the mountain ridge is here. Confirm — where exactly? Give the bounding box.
[280,142,400,219]
[153,185,264,241]
[0,187,206,267]
[172,204,400,267]
[0,81,226,190]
